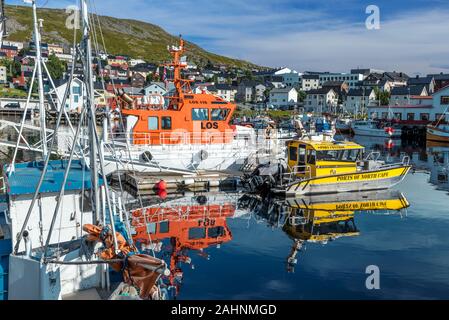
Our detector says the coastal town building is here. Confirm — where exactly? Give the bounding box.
[344,88,376,114]
[318,72,364,89]
[390,85,428,106]
[0,66,7,84]
[269,87,298,109]
[300,74,320,91]
[305,88,338,112]
[407,75,435,94]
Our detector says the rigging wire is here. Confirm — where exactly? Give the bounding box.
[89,0,157,257]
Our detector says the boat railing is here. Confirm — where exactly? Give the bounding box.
[364,151,381,161]
[0,177,5,194]
[107,131,279,150]
[285,165,311,184]
[378,156,411,170]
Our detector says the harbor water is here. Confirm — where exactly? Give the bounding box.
[1,116,449,300]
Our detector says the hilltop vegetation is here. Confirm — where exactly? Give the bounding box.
[4,4,260,69]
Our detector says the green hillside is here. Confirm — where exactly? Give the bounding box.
[4,4,260,69]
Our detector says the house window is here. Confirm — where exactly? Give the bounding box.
[440,96,449,105]
[435,113,445,122]
[381,112,389,119]
[211,109,230,121]
[73,95,79,103]
[420,113,429,121]
[148,116,158,130]
[161,116,172,130]
[407,113,415,121]
[72,86,81,95]
[394,113,402,120]
[192,108,209,121]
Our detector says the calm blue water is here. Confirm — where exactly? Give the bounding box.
[143,137,449,300]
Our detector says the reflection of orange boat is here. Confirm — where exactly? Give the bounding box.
[130,199,235,297]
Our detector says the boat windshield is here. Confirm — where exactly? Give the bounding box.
[316,149,361,162]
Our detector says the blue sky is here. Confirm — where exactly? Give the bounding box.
[6,0,449,74]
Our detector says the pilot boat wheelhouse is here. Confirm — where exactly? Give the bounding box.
[102,38,280,175]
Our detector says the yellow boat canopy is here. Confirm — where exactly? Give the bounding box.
[290,140,365,151]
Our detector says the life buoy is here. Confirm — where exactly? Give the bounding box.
[140,151,153,162]
[199,150,208,161]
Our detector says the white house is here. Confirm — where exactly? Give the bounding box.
[216,84,237,102]
[50,77,86,112]
[129,59,146,67]
[301,74,320,91]
[319,72,364,89]
[143,82,171,96]
[389,85,428,106]
[344,88,376,114]
[305,88,338,112]
[269,87,298,108]
[0,66,7,84]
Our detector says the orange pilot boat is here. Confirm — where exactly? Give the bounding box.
[101,37,282,175]
[129,194,236,297]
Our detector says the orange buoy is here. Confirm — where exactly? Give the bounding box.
[158,189,167,200]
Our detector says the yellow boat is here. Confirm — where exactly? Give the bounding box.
[281,138,411,196]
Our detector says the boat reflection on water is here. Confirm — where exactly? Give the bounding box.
[240,190,410,273]
[129,192,243,299]
[427,141,449,191]
[127,189,410,298]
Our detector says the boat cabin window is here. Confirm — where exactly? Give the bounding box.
[208,226,225,238]
[315,149,361,162]
[159,221,169,233]
[298,144,306,166]
[189,227,206,240]
[289,146,297,162]
[307,150,316,165]
[192,108,209,121]
[161,116,172,130]
[148,116,158,130]
[211,109,230,121]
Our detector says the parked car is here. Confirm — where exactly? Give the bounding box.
[4,103,21,109]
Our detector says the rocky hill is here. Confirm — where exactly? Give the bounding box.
[4,4,260,69]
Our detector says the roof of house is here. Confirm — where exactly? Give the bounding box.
[347,88,374,96]
[302,74,320,80]
[306,87,335,95]
[122,87,144,95]
[390,85,426,96]
[407,76,434,86]
[271,86,297,94]
[428,73,449,81]
[322,80,346,87]
[384,71,409,81]
[215,83,234,90]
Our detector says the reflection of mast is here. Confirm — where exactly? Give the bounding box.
[165,36,192,110]
[286,239,304,273]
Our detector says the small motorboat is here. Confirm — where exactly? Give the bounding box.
[352,120,402,138]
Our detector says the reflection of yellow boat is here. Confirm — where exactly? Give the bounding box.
[281,138,411,196]
[281,191,410,272]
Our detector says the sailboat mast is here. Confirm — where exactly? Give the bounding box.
[0,0,5,47]
[31,0,48,157]
[81,0,100,221]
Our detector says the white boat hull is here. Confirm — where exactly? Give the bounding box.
[353,127,402,138]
